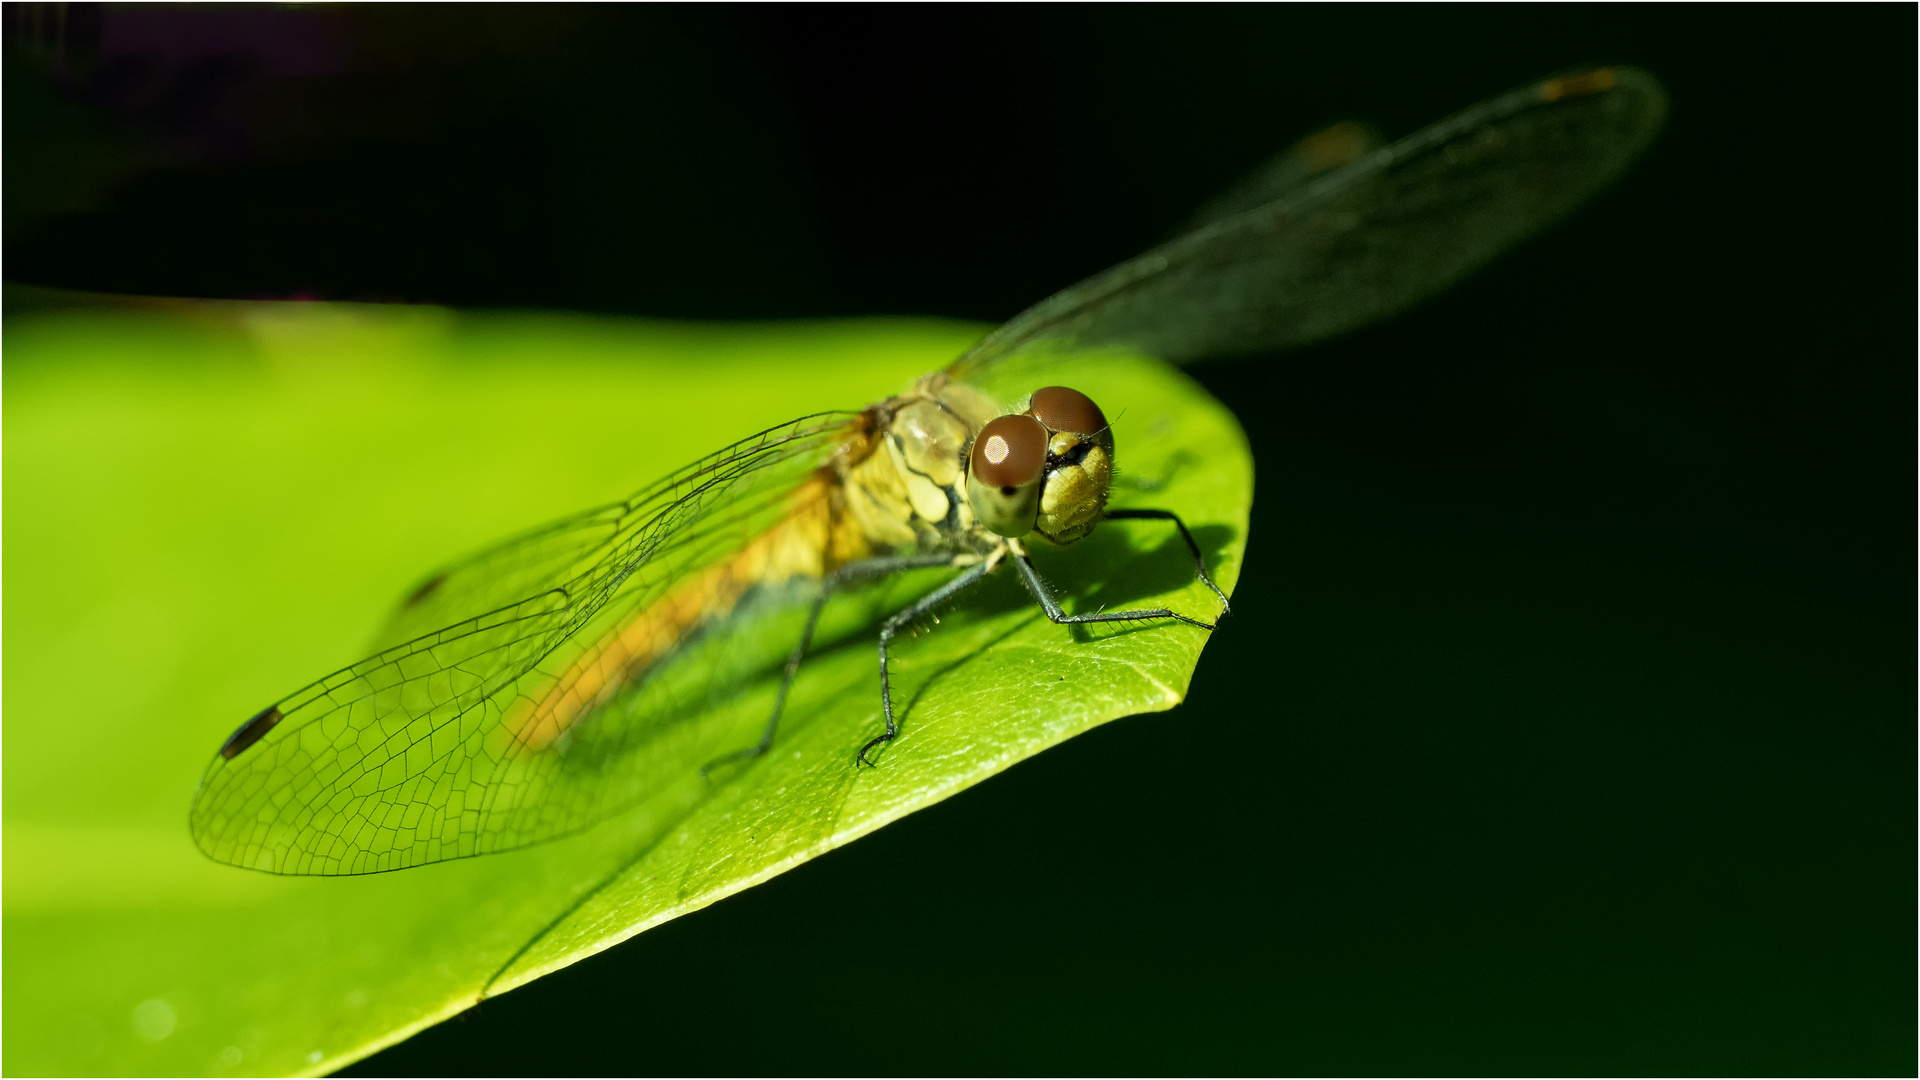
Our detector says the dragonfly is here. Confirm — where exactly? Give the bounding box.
[191,67,1666,876]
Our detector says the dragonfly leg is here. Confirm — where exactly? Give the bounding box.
[707,553,957,775]
[1012,550,1217,632]
[1102,507,1231,615]
[702,589,832,775]
[861,560,996,767]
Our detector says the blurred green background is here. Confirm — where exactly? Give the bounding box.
[5,4,1910,1075]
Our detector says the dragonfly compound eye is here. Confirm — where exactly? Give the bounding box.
[967,413,1047,537]
[1025,387,1115,545]
[1027,386,1108,437]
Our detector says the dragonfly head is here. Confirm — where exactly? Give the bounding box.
[967,386,1113,544]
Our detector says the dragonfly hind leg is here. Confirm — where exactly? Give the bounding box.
[706,553,957,775]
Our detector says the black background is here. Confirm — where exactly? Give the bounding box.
[8,4,1912,1075]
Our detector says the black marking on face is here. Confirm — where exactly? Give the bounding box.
[1049,439,1094,469]
[221,705,283,760]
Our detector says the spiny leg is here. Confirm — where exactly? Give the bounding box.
[706,553,956,774]
[1103,507,1231,614]
[860,560,996,767]
[852,517,1223,767]
[1012,551,1217,631]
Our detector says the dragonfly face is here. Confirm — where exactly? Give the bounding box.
[1028,386,1114,545]
[852,378,1116,558]
[963,385,1113,544]
[191,67,1666,875]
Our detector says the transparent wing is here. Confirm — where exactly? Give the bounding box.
[373,504,632,653]
[1170,119,1383,238]
[189,412,859,875]
[948,67,1667,382]
[189,67,1667,876]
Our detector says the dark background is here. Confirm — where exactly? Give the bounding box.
[8,4,1912,1075]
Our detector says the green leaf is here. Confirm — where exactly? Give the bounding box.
[4,300,1249,1076]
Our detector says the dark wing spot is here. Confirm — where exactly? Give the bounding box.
[404,573,447,609]
[220,705,282,760]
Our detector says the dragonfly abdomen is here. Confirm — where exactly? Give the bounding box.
[506,474,850,753]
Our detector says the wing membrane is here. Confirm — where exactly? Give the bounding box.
[1171,119,1383,238]
[372,506,627,653]
[949,67,1666,379]
[190,413,857,874]
[190,68,1668,876]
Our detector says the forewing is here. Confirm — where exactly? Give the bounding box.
[949,67,1667,379]
[189,413,858,875]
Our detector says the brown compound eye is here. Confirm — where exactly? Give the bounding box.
[1028,386,1107,436]
[970,414,1047,492]
[967,413,1048,537]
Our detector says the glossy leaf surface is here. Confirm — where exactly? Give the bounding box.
[4,301,1248,1075]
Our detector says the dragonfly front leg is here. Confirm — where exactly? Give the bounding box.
[707,553,956,775]
[1102,507,1231,615]
[1011,549,1217,632]
[861,560,997,767]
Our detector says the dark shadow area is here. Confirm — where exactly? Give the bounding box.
[1110,447,1202,496]
[1045,520,1238,618]
[6,4,1906,1076]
